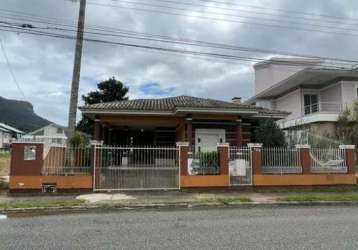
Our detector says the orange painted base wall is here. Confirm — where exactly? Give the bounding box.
[9,176,93,190]
[253,174,356,186]
[180,175,229,187]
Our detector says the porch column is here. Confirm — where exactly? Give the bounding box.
[107,127,113,145]
[339,145,356,174]
[235,118,242,147]
[177,142,189,176]
[94,119,101,141]
[185,116,193,145]
[248,143,262,175]
[296,144,311,174]
[217,143,230,175]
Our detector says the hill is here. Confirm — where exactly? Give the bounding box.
[0,96,51,132]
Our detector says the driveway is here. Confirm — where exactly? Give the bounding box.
[1,206,358,249]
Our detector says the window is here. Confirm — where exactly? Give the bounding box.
[304,94,318,115]
[57,128,63,134]
[24,146,37,161]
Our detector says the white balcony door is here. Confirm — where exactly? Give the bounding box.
[195,129,226,152]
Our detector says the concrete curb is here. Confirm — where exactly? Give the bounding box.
[3,200,358,215]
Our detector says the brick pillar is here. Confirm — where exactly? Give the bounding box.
[248,143,262,175]
[235,119,242,147]
[177,142,189,176]
[296,144,311,175]
[94,119,101,141]
[10,143,44,176]
[217,143,229,175]
[339,145,356,174]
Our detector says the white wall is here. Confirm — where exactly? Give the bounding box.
[341,80,358,108]
[319,83,342,103]
[0,131,12,148]
[254,64,307,95]
[32,124,66,138]
[275,88,302,120]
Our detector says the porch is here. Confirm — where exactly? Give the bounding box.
[93,114,250,149]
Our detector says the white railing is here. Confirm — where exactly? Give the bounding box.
[262,147,302,174]
[14,136,67,146]
[304,102,342,115]
[310,148,347,173]
[229,147,252,185]
[42,146,92,176]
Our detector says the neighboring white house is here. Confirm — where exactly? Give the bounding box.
[23,123,68,145]
[245,57,358,144]
[0,123,25,148]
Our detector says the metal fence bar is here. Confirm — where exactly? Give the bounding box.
[94,145,179,191]
[229,147,252,186]
[42,146,92,176]
[262,147,302,174]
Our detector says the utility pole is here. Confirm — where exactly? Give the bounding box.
[67,0,86,139]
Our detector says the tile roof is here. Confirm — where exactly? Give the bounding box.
[80,95,289,117]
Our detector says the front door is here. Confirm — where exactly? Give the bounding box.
[195,129,226,152]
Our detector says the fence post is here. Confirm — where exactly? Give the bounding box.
[91,140,103,191]
[296,144,311,174]
[248,143,262,175]
[339,145,356,174]
[10,142,44,176]
[177,142,189,177]
[217,143,230,175]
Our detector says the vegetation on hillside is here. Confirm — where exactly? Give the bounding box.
[0,96,50,132]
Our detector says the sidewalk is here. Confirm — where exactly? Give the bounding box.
[2,187,358,213]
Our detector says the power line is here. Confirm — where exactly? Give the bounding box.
[0,19,357,68]
[82,1,358,38]
[100,0,358,28]
[0,24,356,70]
[0,38,27,101]
[1,10,358,67]
[3,5,358,52]
[197,0,358,22]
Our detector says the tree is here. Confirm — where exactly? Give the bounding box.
[336,100,358,145]
[77,77,129,134]
[253,119,286,147]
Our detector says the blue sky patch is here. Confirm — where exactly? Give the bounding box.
[139,82,176,96]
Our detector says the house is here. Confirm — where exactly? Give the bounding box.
[24,123,67,145]
[244,57,358,144]
[79,95,288,149]
[0,123,24,148]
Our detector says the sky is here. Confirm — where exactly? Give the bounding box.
[1,0,358,126]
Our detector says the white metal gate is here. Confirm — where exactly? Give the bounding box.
[229,147,252,186]
[93,146,179,191]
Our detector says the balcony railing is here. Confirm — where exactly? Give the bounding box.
[304,102,342,115]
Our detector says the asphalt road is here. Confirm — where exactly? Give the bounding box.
[1,206,358,250]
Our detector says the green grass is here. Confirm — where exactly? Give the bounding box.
[278,193,358,202]
[0,152,10,159]
[0,199,86,209]
[203,196,251,204]
[253,185,358,194]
